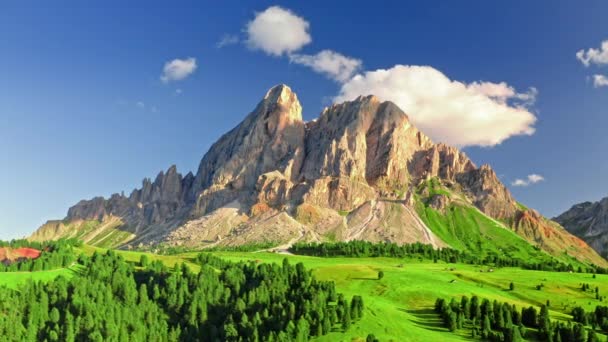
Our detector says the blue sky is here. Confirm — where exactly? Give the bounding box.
[1,1,607,239]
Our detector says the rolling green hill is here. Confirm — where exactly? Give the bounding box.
[5,244,605,341]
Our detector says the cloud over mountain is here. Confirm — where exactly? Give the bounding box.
[512,174,545,187]
[240,6,538,147]
[289,50,362,82]
[335,65,538,147]
[246,6,311,56]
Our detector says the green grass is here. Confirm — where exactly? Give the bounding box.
[4,246,608,341]
[337,210,350,217]
[0,264,84,290]
[416,202,545,260]
[414,202,596,271]
[211,252,608,341]
[516,202,529,211]
[418,177,452,199]
[87,227,134,248]
[75,245,202,272]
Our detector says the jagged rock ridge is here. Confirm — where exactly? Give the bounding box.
[29,85,607,266]
[555,198,608,258]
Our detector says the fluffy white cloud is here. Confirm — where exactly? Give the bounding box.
[246,6,311,56]
[217,34,239,48]
[512,174,545,187]
[290,50,362,82]
[576,40,608,67]
[469,82,538,107]
[334,65,537,147]
[593,74,608,87]
[160,57,197,83]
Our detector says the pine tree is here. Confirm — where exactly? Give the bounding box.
[482,315,492,339]
[342,307,352,331]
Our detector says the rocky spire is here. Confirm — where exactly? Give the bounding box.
[189,84,305,215]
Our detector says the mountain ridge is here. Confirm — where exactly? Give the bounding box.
[30,84,608,267]
[555,197,608,259]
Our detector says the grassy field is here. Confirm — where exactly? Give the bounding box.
[0,264,83,290]
[2,246,607,341]
[211,251,608,341]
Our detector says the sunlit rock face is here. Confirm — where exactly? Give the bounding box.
[28,85,607,267]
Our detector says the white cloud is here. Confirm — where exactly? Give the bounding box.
[217,34,239,48]
[175,88,183,95]
[593,74,608,87]
[334,65,537,147]
[576,40,608,67]
[136,101,145,109]
[469,82,538,107]
[290,50,362,82]
[246,6,311,56]
[160,57,197,83]
[512,174,545,187]
[511,179,528,187]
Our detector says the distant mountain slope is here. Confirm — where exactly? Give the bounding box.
[30,85,608,267]
[554,198,608,258]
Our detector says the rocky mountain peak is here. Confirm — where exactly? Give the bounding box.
[455,163,517,219]
[261,84,303,123]
[29,84,608,266]
[189,84,306,216]
[555,197,608,258]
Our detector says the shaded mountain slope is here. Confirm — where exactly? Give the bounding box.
[555,198,608,258]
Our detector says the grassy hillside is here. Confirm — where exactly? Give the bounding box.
[417,202,552,263]
[414,178,608,268]
[415,200,597,271]
[30,217,134,249]
[213,251,608,341]
[0,264,83,289]
[4,243,608,341]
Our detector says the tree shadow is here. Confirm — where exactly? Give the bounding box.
[403,307,450,333]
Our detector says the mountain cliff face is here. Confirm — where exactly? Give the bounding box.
[555,198,608,258]
[30,85,607,266]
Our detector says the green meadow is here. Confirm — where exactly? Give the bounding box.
[0,264,84,290]
[3,246,607,341]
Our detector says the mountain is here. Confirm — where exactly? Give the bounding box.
[554,198,608,258]
[30,85,608,267]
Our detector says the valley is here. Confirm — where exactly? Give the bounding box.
[3,242,607,341]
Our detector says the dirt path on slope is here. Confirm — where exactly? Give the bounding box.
[403,205,442,248]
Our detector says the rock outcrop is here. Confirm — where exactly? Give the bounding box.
[555,198,608,258]
[29,84,608,266]
[190,85,305,216]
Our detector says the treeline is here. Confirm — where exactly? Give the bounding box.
[0,250,363,341]
[204,242,279,253]
[147,242,278,255]
[0,239,79,272]
[0,237,82,250]
[572,305,608,333]
[435,295,600,342]
[290,241,608,274]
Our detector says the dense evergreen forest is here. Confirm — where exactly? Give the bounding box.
[290,241,608,274]
[0,250,362,341]
[435,295,605,342]
[0,239,79,272]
